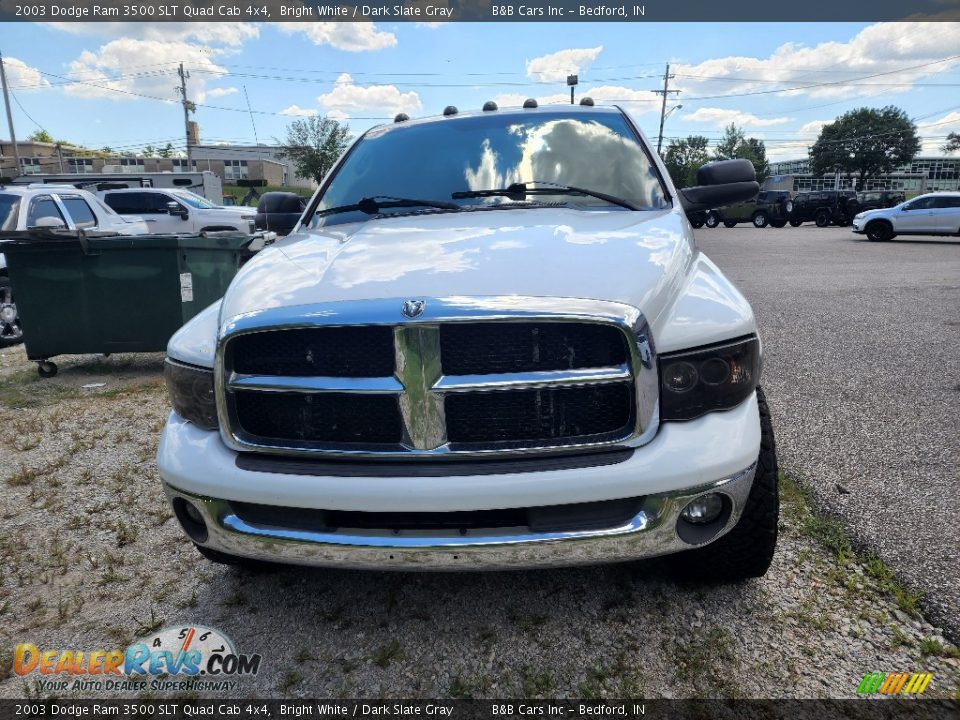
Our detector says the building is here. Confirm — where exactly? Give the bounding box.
[190,143,315,190]
[764,156,960,194]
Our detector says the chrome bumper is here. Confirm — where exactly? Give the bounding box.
[163,463,757,570]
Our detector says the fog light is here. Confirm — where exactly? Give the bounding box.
[681,493,724,525]
[173,497,209,543]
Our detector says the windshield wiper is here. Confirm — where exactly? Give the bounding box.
[452,181,640,211]
[315,195,461,218]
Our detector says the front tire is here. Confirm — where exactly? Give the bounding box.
[690,220,704,229]
[814,210,830,228]
[789,219,803,227]
[865,221,894,242]
[752,211,769,228]
[769,219,787,228]
[0,275,23,347]
[704,211,720,229]
[672,386,779,581]
[723,220,738,228]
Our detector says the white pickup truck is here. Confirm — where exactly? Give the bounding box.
[100,188,257,236]
[158,103,778,579]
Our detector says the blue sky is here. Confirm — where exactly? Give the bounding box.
[2,21,959,161]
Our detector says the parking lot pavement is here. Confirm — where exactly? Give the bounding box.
[696,224,960,641]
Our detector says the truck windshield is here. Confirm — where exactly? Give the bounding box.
[308,111,667,229]
[0,194,21,231]
[173,191,217,209]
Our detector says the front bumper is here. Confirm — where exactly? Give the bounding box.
[157,394,761,570]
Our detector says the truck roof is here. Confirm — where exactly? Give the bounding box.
[370,103,626,134]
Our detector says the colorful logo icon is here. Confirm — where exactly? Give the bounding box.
[857,672,933,695]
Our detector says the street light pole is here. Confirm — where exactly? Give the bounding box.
[0,51,21,176]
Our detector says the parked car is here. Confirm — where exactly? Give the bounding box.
[856,190,905,213]
[788,190,860,227]
[159,104,779,580]
[100,188,257,235]
[852,192,960,241]
[705,190,792,228]
[0,185,148,347]
[255,192,307,236]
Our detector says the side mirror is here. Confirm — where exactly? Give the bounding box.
[167,201,188,219]
[677,159,759,213]
[30,216,66,230]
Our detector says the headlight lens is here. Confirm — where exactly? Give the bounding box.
[163,358,218,430]
[659,336,760,421]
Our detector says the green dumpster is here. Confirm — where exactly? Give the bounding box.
[1,230,251,377]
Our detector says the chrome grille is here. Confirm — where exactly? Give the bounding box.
[217,297,658,458]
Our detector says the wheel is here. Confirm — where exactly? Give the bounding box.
[814,211,830,228]
[0,275,23,348]
[690,220,704,229]
[193,543,278,571]
[865,221,894,242]
[37,361,58,378]
[769,219,787,228]
[671,386,779,581]
[789,219,803,227]
[723,220,737,228]
[752,211,769,228]
[704,211,720,229]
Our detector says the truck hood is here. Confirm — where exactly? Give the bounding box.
[220,207,696,328]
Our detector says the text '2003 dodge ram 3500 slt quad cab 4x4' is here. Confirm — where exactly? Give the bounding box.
[158,104,779,579]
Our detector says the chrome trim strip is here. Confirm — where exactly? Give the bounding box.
[215,296,660,459]
[165,463,755,570]
[435,364,631,393]
[229,374,403,394]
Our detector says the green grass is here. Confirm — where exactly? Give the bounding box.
[370,640,405,669]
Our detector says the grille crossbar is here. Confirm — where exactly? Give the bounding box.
[219,310,649,458]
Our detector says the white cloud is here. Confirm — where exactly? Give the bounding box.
[325,109,350,121]
[46,22,259,46]
[64,39,228,103]
[317,73,421,117]
[493,85,659,115]
[280,104,317,117]
[2,57,49,91]
[683,108,791,128]
[798,119,830,135]
[206,86,238,98]
[275,23,396,52]
[919,111,960,155]
[526,47,603,84]
[672,23,960,100]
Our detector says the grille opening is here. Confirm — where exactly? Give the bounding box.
[231,326,395,377]
[230,497,643,534]
[440,322,629,375]
[445,383,633,444]
[234,390,403,445]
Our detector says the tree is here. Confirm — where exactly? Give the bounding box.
[27,129,54,144]
[809,106,920,188]
[280,116,351,184]
[157,142,175,159]
[663,135,710,189]
[711,124,769,183]
[944,132,960,154]
[143,144,157,156]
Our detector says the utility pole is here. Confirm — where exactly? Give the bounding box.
[55,142,64,173]
[0,51,22,177]
[653,63,680,155]
[176,63,193,166]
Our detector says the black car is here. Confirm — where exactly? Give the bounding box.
[856,190,905,213]
[255,192,308,236]
[788,190,860,227]
[704,190,792,228]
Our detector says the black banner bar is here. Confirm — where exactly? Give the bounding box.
[2,700,960,720]
[0,0,959,23]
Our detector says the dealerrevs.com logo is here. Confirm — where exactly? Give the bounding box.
[857,672,933,696]
[13,625,261,693]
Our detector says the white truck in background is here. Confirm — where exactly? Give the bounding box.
[12,171,224,205]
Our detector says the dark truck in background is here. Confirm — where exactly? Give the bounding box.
[703,191,792,229]
[254,192,308,237]
[788,190,860,227]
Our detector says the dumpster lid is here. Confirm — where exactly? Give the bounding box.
[0,229,253,253]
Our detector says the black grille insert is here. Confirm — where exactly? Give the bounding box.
[231,326,395,377]
[440,322,628,375]
[234,390,403,445]
[445,383,633,444]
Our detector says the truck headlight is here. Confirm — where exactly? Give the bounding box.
[659,336,760,421]
[163,358,218,430]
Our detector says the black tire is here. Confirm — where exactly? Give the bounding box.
[723,220,737,228]
[865,220,894,242]
[0,275,23,348]
[37,361,57,378]
[752,211,769,228]
[690,220,704,229]
[672,387,779,581]
[814,211,830,228]
[704,211,720,229]
[193,543,278,571]
[769,219,787,229]
[789,219,803,227]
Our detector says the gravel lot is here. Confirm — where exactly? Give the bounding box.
[697,224,960,642]
[1,224,959,699]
